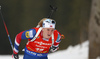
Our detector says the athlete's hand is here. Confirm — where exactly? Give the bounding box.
[12,53,19,59]
[49,46,59,53]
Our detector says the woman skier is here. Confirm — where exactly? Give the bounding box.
[12,18,62,59]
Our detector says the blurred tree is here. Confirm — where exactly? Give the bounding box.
[79,0,91,43]
[89,0,100,59]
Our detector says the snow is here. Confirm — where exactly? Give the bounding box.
[48,41,89,59]
[0,41,99,59]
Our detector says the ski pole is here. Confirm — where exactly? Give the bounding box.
[0,6,13,52]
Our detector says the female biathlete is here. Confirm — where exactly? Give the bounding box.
[12,18,63,59]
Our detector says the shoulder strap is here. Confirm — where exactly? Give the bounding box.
[29,27,55,46]
[51,33,54,48]
[30,27,43,42]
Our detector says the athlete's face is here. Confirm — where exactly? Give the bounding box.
[42,28,54,39]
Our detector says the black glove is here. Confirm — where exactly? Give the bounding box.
[13,54,19,59]
[49,46,59,53]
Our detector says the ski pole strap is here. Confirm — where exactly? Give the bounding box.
[30,27,43,42]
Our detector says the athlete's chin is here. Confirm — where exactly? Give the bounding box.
[45,36,51,39]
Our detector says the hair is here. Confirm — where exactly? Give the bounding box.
[37,18,53,27]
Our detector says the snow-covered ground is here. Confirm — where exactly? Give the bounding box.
[49,41,89,59]
[0,41,99,59]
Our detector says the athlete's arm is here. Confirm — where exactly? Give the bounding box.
[13,29,36,54]
[50,32,61,52]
